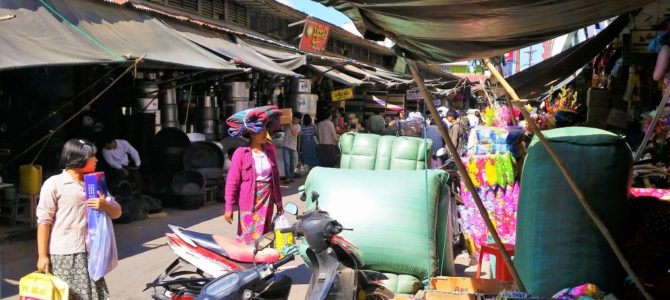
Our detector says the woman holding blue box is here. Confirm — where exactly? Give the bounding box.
[36,139,122,300]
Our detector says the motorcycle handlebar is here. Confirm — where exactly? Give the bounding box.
[272,254,295,270]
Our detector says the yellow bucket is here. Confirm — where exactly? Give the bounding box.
[19,164,42,194]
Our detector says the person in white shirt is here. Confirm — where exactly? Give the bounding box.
[102,138,142,189]
[316,112,340,168]
[280,112,301,183]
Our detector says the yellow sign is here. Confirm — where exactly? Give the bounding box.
[331,88,354,102]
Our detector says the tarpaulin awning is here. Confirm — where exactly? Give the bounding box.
[165,21,299,77]
[506,14,631,98]
[0,1,123,70]
[315,0,654,63]
[370,95,404,111]
[308,64,368,87]
[49,0,237,70]
[237,38,307,71]
[341,65,391,85]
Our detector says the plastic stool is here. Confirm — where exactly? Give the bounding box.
[476,243,515,281]
[16,193,39,228]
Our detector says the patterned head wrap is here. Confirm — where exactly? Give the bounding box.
[226,105,283,137]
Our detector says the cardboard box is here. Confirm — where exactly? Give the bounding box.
[280,108,293,125]
[425,277,514,300]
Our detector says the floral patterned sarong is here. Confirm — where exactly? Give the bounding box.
[236,181,275,244]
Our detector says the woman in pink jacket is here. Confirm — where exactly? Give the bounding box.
[224,107,284,244]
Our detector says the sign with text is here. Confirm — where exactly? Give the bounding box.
[406,88,423,100]
[299,18,330,54]
[331,87,354,101]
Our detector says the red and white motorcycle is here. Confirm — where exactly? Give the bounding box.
[146,223,290,300]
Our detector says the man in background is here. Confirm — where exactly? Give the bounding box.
[317,112,340,168]
[367,110,386,135]
[102,137,143,190]
[281,112,301,183]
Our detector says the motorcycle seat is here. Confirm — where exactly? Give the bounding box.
[178,228,279,263]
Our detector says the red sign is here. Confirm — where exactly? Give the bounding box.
[504,51,514,62]
[299,18,330,54]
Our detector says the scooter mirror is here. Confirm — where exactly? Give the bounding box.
[283,202,299,215]
[298,185,306,202]
[254,231,275,252]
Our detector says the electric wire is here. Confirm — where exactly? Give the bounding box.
[0,56,146,171]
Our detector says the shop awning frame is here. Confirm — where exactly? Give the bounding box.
[315,0,654,63]
[48,0,239,71]
[0,0,124,71]
[165,20,300,77]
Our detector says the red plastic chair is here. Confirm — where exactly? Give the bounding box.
[476,243,515,281]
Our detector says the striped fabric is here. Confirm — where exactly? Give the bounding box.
[226,105,283,137]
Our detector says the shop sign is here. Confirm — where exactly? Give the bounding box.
[406,88,423,100]
[331,87,354,101]
[299,18,330,54]
[387,94,405,105]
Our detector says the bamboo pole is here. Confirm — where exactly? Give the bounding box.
[482,58,652,300]
[634,86,670,161]
[406,59,527,292]
[483,59,517,125]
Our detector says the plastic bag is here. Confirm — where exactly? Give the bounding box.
[19,272,69,300]
[86,207,118,281]
[273,214,294,258]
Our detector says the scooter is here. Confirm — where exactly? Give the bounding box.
[146,223,288,299]
[196,191,393,300]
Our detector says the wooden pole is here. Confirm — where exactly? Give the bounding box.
[483,59,517,125]
[634,86,670,161]
[482,58,652,300]
[406,58,527,292]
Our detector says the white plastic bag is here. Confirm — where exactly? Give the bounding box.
[86,205,118,281]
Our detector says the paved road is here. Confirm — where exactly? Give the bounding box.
[1,177,311,300]
[1,175,478,299]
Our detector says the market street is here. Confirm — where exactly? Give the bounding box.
[1,176,480,300]
[0,179,312,300]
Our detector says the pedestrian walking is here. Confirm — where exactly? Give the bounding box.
[367,110,386,135]
[317,112,340,168]
[224,107,284,245]
[36,139,122,300]
[280,111,301,183]
[300,114,319,168]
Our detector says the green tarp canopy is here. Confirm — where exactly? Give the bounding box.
[314,0,654,63]
[1,0,240,71]
[0,0,123,70]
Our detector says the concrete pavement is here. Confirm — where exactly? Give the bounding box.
[1,175,479,299]
[1,177,311,300]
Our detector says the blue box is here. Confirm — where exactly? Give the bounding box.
[84,172,108,200]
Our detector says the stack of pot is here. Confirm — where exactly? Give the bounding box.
[288,78,317,116]
[133,80,160,133]
[198,92,221,141]
[160,82,179,129]
[223,81,251,120]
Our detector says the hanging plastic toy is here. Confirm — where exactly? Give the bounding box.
[485,155,498,186]
[467,156,481,188]
[495,153,507,187]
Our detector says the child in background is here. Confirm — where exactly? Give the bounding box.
[36,139,122,300]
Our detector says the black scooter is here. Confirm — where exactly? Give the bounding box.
[196,191,394,300]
